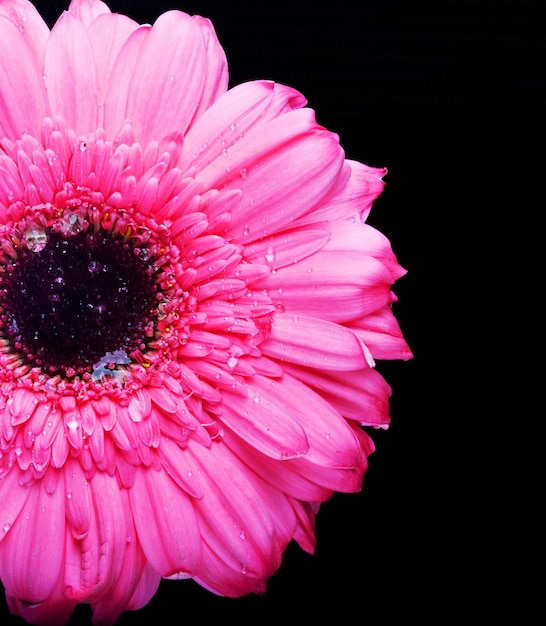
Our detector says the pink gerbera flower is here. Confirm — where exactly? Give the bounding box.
[0,0,412,624]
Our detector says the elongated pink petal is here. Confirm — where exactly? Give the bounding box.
[187,440,289,580]
[0,15,49,140]
[244,227,330,270]
[221,427,334,501]
[262,313,374,370]
[193,540,267,597]
[197,109,348,242]
[104,11,226,144]
[0,469,31,543]
[89,490,159,626]
[322,220,408,281]
[180,80,307,172]
[220,376,310,460]
[87,12,140,115]
[65,471,127,601]
[68,0,110,26]
[124,561,161,612]
[296,159,387,224]
[129,467,201,577]
[0,482,65,603]
[44,10,98,135]
[6,563,77,626]
[0,0,49,63]
[350,306,414,361]
[244,373,363,468]
[190,15,229,117]
[282,363,393,426]
[260,251,396,322]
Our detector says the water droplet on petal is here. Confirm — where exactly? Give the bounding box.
[60,213,84,235]
[24,227,47,252]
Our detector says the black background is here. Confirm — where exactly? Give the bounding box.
[2,1,543,624]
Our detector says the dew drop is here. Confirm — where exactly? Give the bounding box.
[67,416,79,431]
[88,259,101,273]
[2,523,11,533]
[264,247,275,263]
[239,167,248,178]
[227,355,238,369]
[24,227,48,252]
[60,212,84,235]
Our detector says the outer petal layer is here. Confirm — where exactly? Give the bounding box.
[104,11,228,143]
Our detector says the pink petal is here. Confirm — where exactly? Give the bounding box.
[284,441,368,493]
[0,482,65,603]
[193,540,267,597]
[0,468,31,543]
[104,11,226,144]
[221,427,333,501]
[44,10,98,135]
[245,373,363,468]
[260,251,396,323]
[129,467,201,577]
[6,567,77,626]
[68,0,110,26]
[64,471,127,601]
[86,12,140,117]
[244,227,330,270]
[0,15,49,139]
[124,562,161,612]
[64,457,92,540]
[89,491,158,626]
[322,220,408,281]
[0,0,49,63]
[261,313,374,370]
[190,15,229,117]
[180,80,307,172]
[296,159,387,225]
[291,500,318,554]
[350,306,414,361]
[282,363,393,426]
[220,376,310,460]
[197,109,347,242]
[187,440,286,578]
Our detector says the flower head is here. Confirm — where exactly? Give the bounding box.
[0,1,412,624]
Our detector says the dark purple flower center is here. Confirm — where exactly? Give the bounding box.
[0,226,159,378]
